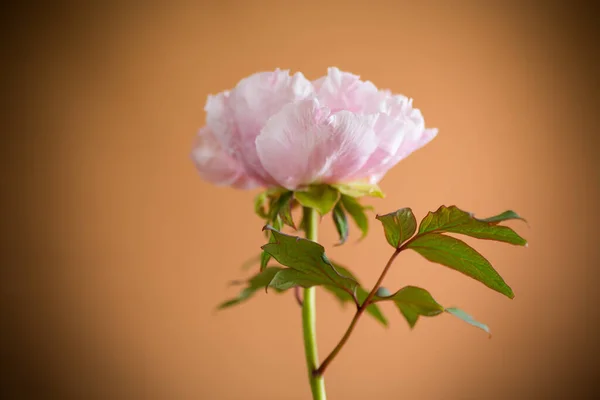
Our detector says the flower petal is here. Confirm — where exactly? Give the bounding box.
[323,110,379,182]
[255,99,378,189]
[204,91,236,151]
[229,69,314,183]
[350,94,437,182]
[314,67,385,114]
[191,127,259,189]
[367,126,438,183]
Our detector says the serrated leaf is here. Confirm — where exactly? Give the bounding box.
[294,185,340,215]
[406,233,514,298]
[340,195,369,239]
[376,208,417,248]
[374,286,444,328]
[218,267,284,309]
[325,262,388,326]
[418,205,526,246]
[445,307,490,336]
[332,182,385,198]
[374,286,489,334]
[261,227,358,296]
[332,203,349,245]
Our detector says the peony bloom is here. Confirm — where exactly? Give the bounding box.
[192,67,437,190]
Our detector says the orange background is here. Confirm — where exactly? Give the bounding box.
[4,1,599,399]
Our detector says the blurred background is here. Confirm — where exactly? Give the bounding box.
[2,1,598,399]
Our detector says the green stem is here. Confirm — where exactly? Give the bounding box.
[302,207,327,400]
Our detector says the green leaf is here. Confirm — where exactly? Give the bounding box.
[261,227,358,296]
[268,268,334,290]
[218,267,284,309]
[325,262,388,326]
[479,210,527,225]
[240,254,261,271]
[294,185,341,215]
[340,195,369,239]
[332,203,349,245]
[418,205,526,246]
[260,215,283,271]
[260,249,271,271]
[374,286,444,328]
[376,208,417,248]
[406,233,514,298]
[374,286,490,334]
[445,307,491,336]
[220,266,345,309]
[332,182,385,198]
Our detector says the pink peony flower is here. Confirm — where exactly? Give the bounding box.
[192,67,437,190]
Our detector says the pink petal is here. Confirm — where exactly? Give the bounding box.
[367,127,438,183]
[255,99,378,190]
[229,69,314,183]
[345,93,437,182]
[191,127,259,189]
[313,67,385,114]
[322,110,379,182]
[204,91,236,152]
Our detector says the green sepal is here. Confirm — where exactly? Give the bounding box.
[272,191,296,229]
[332,202,349,245]
[254,191,269,219]
[254,187,288,220]
[332,182,385,198]
[294,185,340,215]
[340,195,369,239]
